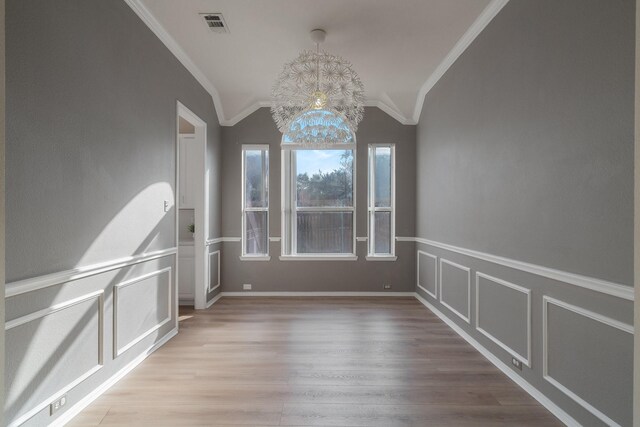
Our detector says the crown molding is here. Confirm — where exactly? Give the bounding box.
[224,101,271,126]
[411,0,510,123]
[124,0,226,125]
[126,0,505,128]
[364,100,414,125]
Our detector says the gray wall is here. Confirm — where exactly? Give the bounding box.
[5,0,221,425]
[415,1,634,426]
[221,107,416,292]
[6,0,221,283]
[635,1,640,425]
[1,0,5,424]
[416,0,634,286]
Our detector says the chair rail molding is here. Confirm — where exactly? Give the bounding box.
[405,237,632,300]
[5,247,177,298]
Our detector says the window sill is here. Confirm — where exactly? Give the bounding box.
[239,255,271,261]
[365,255,397,262]
[279,255,358,261]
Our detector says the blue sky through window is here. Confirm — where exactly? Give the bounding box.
[296,150,350,176]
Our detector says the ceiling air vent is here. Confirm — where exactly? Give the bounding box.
[200,13,229,34]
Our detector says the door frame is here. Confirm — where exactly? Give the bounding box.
[176,101,209,310]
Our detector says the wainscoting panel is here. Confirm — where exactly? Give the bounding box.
[414,238,633,426]
[208,250,220,293]
[417,251,437,298]
[113,268,172,357]
[475,273,531,367]
[543,296,633,427]
[5,291,104,427]
[439,258,470,323]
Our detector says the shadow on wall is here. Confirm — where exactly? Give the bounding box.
[6,182,175,424]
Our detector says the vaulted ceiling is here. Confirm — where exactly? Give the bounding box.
[127,0,507,125]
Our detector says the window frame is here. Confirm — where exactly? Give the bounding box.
[241,144,270,260]
[281,146,357,261]
[367,143,396,260]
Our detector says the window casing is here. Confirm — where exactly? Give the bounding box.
[241,145,269,258]
[282,147,356,258]
[368,144,395,257]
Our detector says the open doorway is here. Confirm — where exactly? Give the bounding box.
[176,102,208,310]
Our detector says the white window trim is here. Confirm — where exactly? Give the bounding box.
[241,144,269,259]
[281,145,357,257]
[367,144,396,258]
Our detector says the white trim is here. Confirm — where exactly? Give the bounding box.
[416,250,438,299]
[113,268,172,358]
[221,291,414,297]
[6,290,104,330]
[225,101,271,127]
[5,248,177,298]
[206,237,224,246]
[414,293,578,427]
[123,0,226,125]
[356,237,368,242]
[50,328,178,427]
[205,292,223,308]
[239,255,271,261]
[542,295,632,427]
[438,258,471,324]
[364,99,412,125]
[475,272,531,368]
[411,0,510,123]
[269,237,281,242]
[6,290,105,427]
[412,237,633,301]
[208,250,221,292]
[221,237,241,242]
[365,255,397,261]
[279,255,358,262]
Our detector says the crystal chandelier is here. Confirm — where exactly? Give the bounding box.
[271,29,364,145]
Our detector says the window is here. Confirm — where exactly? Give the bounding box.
[368,144,395,258]
[241,145,269,258]
[282,148,356,258]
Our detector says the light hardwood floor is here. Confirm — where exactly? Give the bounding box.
[70,297,561,426]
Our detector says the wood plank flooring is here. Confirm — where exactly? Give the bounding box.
[69,297,561,426]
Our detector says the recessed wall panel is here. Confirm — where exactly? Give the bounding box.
[476,273,530,366]
[114,268,171,357]
[208,250,220,293]
[439,259,470,323]
[5,292,103,426]
[417,251,437,298]
[544,297,632,426]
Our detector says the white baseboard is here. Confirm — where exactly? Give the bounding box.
[220,291,415,297]
[205,292,223,308]
[51,328,178,427]
[413,293,577,427]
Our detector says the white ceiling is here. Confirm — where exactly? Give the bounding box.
[128,0,507,125]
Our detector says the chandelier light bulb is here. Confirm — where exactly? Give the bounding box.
[310,90,328,109]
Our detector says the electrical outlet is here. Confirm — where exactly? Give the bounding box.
[383,284,392,290]
[243,284,252,290]
[50,395,67,415]
[163,200,170,212]
[511,357,522,370]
